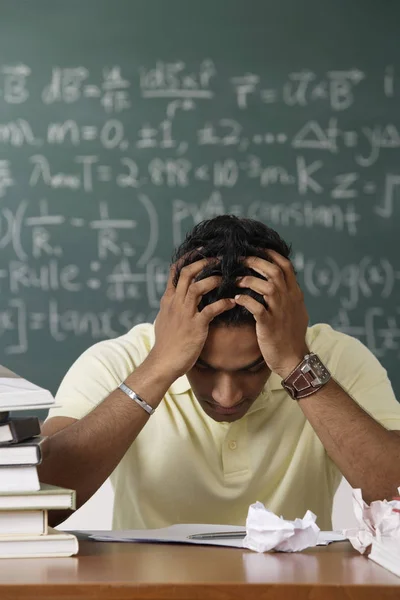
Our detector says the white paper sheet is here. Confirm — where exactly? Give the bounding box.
[90,524,346,549]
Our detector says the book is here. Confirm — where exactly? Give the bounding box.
[0,509,47,536]
[0,417,41,444]
[0,483,76,510]
[0,465,39,492]
[0,412,10,424]
[0,437,44,465]
[0,527,78,558]
[369,538,400,578]
[0,366,55,411]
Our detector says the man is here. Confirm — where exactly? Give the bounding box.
[39,216,400,530]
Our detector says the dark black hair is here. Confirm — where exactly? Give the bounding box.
[172,215,292,326]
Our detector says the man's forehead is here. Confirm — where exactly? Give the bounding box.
[200,325,262,368]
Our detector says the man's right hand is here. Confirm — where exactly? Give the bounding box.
[39,259,234,525]
[149,258,235,379]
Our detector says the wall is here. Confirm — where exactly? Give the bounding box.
[59,477,359,532]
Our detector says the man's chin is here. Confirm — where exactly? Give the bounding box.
[200,401,250,422]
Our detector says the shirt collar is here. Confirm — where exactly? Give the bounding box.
[245,372,283,415]
[170,374,192,395]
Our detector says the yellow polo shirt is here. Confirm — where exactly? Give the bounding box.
[48,323,400,530]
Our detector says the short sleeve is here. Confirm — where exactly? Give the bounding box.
[330,334,400,431]
[46,324,153,421]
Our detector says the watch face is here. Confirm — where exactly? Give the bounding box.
[309,355,330,381]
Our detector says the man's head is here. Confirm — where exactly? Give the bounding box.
[172,215,292,422]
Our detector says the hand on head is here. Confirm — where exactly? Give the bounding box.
[151,256,235,379]
[151,216,308,380]
[235,251,309,377]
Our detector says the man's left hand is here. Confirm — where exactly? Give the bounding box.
[234,251,309,378]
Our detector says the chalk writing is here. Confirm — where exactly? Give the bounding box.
[0,59,398,402]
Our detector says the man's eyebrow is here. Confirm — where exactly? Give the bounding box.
[196,356,266,371]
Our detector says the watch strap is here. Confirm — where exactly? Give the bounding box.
[281,353,331,400]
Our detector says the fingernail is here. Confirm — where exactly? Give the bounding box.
[235,294,241,300]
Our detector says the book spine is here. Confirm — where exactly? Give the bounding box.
[0,412,10,424]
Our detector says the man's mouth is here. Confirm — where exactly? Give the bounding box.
[205,399,247,415]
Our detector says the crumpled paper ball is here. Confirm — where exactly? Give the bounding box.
[243,501,320,553]
[344,488,400,554]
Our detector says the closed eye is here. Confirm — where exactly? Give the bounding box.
[194,363,214,372]
[194,364,266,375]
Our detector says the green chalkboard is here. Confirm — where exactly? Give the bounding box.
[0,0,400,402]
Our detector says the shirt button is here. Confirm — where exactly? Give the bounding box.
[228,440,237,450]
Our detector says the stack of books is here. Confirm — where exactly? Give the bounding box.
[0,365,78,558]
[368,495,400,578]
[369,537,400,578]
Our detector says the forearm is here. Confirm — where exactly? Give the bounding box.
[297,379,400,502]
[38,353,175,519]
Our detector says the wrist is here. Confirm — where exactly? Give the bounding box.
[272,347,310,379]
[123,353,179,411]
[145,349,183,387]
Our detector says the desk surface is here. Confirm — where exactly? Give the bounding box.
[0,539,399,600]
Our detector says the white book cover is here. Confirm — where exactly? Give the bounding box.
[369,538,400,577]
[0,483,76,511]
[0,510,47,536]
[0,466,40,493]
[0,365,55,411]
[0,438,44,466]
[0,527,78,558]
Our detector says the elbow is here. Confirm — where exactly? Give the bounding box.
[362,482,400,505]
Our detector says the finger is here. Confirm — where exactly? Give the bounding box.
[186,276,222,306]
[200,298,235,323]
[175,258,218,298]
[243,257,287,293]
[165,250,200,295]
[237,276,280,297]
[164,262,180,295]
[234,294,268,322]
[266,250,298,290]
[237,277,280,312]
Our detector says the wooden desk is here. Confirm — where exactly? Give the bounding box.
[0,539,399,600]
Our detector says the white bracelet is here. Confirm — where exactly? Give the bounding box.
[118,382,155,416]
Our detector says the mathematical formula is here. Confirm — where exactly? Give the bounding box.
[0,59,399,367]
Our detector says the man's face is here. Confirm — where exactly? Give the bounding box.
[186,325,271,423]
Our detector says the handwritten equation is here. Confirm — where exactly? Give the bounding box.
[0,63,394,109]
[0,59,399,376]
[0,297,158,355]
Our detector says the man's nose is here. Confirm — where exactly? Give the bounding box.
[211,374,243,407]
